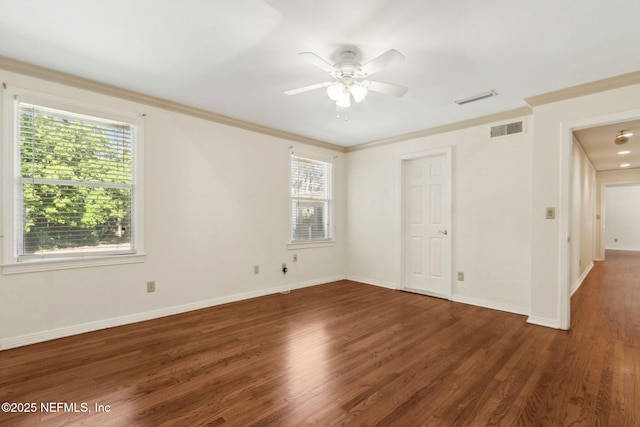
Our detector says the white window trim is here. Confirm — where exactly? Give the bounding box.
[287,240,336,250]
[1,253,146,275]
[1,86,145,274]
[289,150,336,248]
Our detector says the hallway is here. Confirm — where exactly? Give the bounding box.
[554,250,640,425]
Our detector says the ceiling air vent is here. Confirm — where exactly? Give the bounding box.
[455,90,498,105]
[490,120,524,138]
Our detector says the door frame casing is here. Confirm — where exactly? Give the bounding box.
[398,146,453,299]
[559,108,640,329]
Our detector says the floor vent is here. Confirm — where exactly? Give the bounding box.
[490,120,524,138]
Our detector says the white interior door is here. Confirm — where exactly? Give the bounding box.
[402,149,452,298]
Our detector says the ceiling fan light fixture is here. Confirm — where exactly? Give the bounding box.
[350,84,368,103]
[336,91,351,108]
[285,48,407,111]
[326,83,344,101]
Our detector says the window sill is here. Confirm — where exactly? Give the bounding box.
[1,253,146,275]
[287,240,336,250]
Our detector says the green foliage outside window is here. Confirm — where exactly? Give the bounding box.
[19,106,133,255]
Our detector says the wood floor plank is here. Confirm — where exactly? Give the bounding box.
[1,250,639,426]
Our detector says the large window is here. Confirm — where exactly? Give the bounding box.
[4,91,143,267]
[290,153,333,243]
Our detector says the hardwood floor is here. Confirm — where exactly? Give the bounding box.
[1,253,638,426]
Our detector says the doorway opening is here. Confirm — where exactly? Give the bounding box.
[602,184,640,255]
[561,110,640,329]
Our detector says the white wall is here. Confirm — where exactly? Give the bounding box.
[596,169,640,258]
[569,138,596,294]
[530,83,640,328]
[604,185,640,251]
[3,67,640,349]
[0,69,346,349]
[346,119,532,314]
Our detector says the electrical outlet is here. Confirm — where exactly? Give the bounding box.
[147,281,156,293]
[457,272,464,281]
[293,254,298,262]
[254,265,260,274]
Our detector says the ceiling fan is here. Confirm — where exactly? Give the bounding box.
[284,49,408,108]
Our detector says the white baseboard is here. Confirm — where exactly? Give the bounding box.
[345,274,398,290]
[291,274,346,290]
[571,262,594,296]
[349,278,531,320]
[526,316,561,329]
[1,275,345,351]
[604,247,640,252]
[452,294,529,316]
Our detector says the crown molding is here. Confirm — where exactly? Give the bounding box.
[346,106,533,152]
[5,55,637,155]
[0,55,346,153]
[348,69,640,153]
[525,70,640,107]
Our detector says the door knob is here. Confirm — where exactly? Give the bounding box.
[438,230,448,235]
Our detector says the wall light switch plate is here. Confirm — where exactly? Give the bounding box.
[546,207,555,219]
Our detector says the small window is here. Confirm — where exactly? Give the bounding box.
[4,91,142,266]
[290,154,333,243]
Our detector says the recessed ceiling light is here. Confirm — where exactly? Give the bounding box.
[620,163,631,168]
[618,150,631,155]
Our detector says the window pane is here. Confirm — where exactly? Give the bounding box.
[21,183,132,256]
[291,200,330,241]
[17,101,135,258]
[19,105,133,185]
[291,157,330,199]
[290,154,333,242]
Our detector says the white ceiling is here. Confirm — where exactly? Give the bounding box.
[1,0,640,149]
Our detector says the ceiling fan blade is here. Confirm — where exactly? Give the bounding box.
[365,80,408,97]
[284,82,331,95]
[360,49,405,76]
[298,52,336,74]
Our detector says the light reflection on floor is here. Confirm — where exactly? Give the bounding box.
[285,321,331,403]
